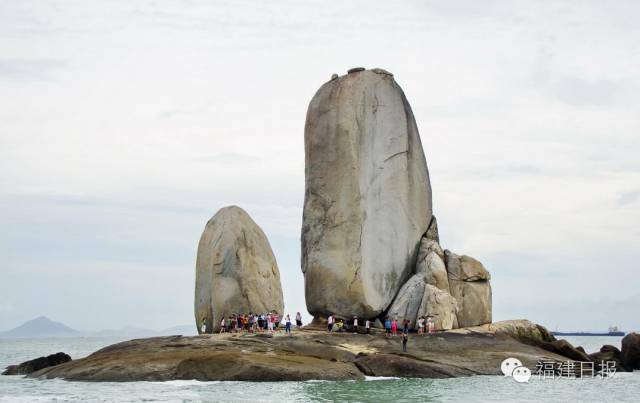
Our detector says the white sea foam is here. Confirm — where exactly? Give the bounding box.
[365,376,401,381]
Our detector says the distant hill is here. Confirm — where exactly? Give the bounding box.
[0,317,198,338]
[0,316,81,338]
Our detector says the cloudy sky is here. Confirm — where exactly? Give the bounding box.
[1,0,638,332]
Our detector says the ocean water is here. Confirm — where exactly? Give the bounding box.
[1,336,639,402]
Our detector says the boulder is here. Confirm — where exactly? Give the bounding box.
[195,206,284,333]
[2,352,71,375]
[445,250,492,327]
[417,285,458,330]
[301,68,432,318]
[417,236,444,262]
[425,215,440,243]
[417,251,449,291]
[621,332,640,370]
[590,345,629,372]
[386,274,426,327]
[445,251,491,282]
[544,339,593,362]
[448,279,492,328]
[463,319,556,344]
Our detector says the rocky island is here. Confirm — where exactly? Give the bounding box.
[5,68,639,381]
[26,320,567,381]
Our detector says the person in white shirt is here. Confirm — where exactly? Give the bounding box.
[267,313,274,332]
[427,316,435,334]
[327,314,334,332]
[352,316,359,333]
[365,319,370,334]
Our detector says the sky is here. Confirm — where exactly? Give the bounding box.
[1,0,638,333]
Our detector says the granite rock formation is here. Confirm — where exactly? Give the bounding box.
[445,251,492,327]
[418,285,459,330]
[301,68,432,319]
[195,206,284,333]
[385,274,426,327]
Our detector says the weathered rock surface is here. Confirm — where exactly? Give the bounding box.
[417,252,450,291]
[465,319,555,344]
[386,274,425,326]
[195,206,284,333]
[425,215,440,243]
[544,339,594,362]
[417,235,445,262]
[621,332,640,370]
[445,251,491,282]
[445,250,492,327]
[301,68,432,319]
[28,320,572,382]
[2,352,71,375]
[417,285,458,330]
[590,345,629,372]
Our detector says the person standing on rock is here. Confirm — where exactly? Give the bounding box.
[427,316,435,334]
[352,316,359,333]
[285,314,292,335]
[327,314,334,332]
[296,312,303,328]
[267,312,273,333]
[365,319,371,334]
[391,318,398,337]
[418,317,425,334]
[384,318,391,337]
[402,332,408,352]
[219,317,226,334]
[258,314,264,331]
[403,319,410,335]
[200,317,207,334]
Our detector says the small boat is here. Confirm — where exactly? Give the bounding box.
[552,325,625,337]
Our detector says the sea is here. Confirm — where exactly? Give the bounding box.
[1,336,639,402]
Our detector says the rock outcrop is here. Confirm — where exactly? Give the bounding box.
[301,68,432,319]
[2,352,71,375]
[417,285,458,330]
[195,206,284,333]
[590,345,629,372]
[417,251,449,291]
[28,321,572,382]
[621,332,640,370]
[386,217,492,330]
[445,250,492,327]
[386,274,426,327]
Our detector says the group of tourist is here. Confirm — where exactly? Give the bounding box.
[325,315,436,336]
[324,314,438,353]
[200,312,304,335]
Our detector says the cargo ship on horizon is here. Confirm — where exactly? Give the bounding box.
[552,325,625,337]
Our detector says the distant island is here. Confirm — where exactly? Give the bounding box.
[0,316,197,338]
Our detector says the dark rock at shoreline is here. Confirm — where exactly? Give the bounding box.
[26,320,572,382]
[3,352,71,375]
[621,332,640,370]
[537,339,593,363]
[590,345,629,372]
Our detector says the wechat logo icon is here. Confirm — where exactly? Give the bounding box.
[501,357,531,383]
